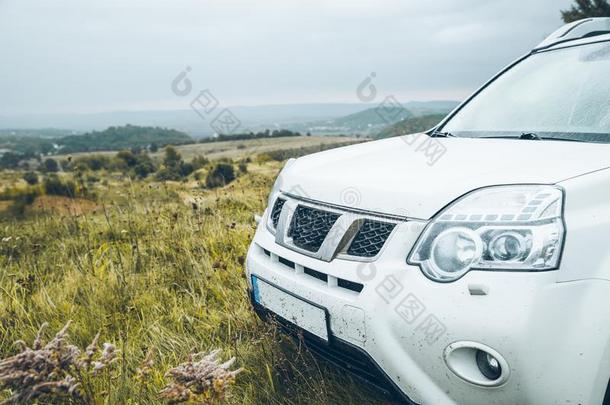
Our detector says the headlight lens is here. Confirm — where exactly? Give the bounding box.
[408,185,565,282]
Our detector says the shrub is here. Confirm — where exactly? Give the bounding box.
[191,155,209,170]
[205,163,235,188]
[74,155,112,171]
[116,150,138,167]
[42,158,60,173]
[0,152,22,169]
[155,147,191,181]
[178,162,194,178]
[155,168,181,181]
[43,175,76,197]
[5,188,40,218]
[23,171,39,185]
[133,160,156,178]
[163,146,182,169]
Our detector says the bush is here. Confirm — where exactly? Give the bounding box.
[2,187,41,218]
[0,152,22,169]
[43,175,76,197]
[73,155,112,171]
[116,150,137,167]
[163,146,182,169]
[155,147,191,181]
[23,171,39,185]
[178,162,194,178]
[42,158,59,173]
[155,168,181,181]
[133,160,156,178]
[205,163,235,188]
[191,155,209,170]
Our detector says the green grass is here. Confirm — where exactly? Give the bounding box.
[0,162,390,404]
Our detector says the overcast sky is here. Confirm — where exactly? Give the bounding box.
[0,0,573,115]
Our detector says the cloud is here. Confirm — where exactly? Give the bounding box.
[0,0,573,115]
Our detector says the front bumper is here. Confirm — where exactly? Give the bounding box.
[246,210,610,405]
[250,288,416,403]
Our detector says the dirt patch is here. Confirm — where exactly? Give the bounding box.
[0,201,12,212]
[29,196,100,216]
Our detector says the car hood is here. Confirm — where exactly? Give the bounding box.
[279,134,610,219]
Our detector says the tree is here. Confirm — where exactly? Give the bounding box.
[562,0,610,22]
[0,152,22,169]
[132,153,156,178]
[163,146,182,169]
[116,150,138,167]
[23,171,39,185]
[43,175,76,197]
[156,146,192,181]
[205,163,235,188]
[42,158,59,173]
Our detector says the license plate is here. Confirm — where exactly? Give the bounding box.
[252,276,329,341]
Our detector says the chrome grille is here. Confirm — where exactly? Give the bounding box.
[271,194,404,261]
[287,205,340,252]
[347,220,395,257]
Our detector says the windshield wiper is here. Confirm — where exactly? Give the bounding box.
[519,132,540,140]
[480,133,586,142]
[430,130,455,138]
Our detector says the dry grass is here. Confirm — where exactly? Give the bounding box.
[0,201,11,213]
[165,136,360,161]
[28,195,100,216]
[0,161,390,404]
[51,135,360,163]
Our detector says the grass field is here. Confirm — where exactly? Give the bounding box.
[51,135,360,162]
[0,138,392,404]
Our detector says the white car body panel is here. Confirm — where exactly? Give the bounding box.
[278,135,610,219]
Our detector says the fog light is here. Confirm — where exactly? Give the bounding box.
[476,349,502,380]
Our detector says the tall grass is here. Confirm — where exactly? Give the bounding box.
[0,165,389,404]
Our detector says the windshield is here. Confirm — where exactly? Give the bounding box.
[441,40,610,142]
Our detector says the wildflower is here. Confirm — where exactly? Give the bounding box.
[159,349,242,403]
[136,347,155,380]
[0,322,118,404]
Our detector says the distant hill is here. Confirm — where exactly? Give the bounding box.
[333,106,413,129]
[403,101,459,117]
[376,114,447,138]
[0,104,372,137]
[0,101,460,137]
[0,125,193,156]
[57,125,193,153]
[288,106,413,135]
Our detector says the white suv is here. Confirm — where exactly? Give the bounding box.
[246,18,610,405]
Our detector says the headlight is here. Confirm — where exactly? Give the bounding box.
[408,185,565,282]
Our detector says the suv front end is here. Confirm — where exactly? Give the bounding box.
[246,18,610,405]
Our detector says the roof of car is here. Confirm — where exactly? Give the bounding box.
[534,17,610,52]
